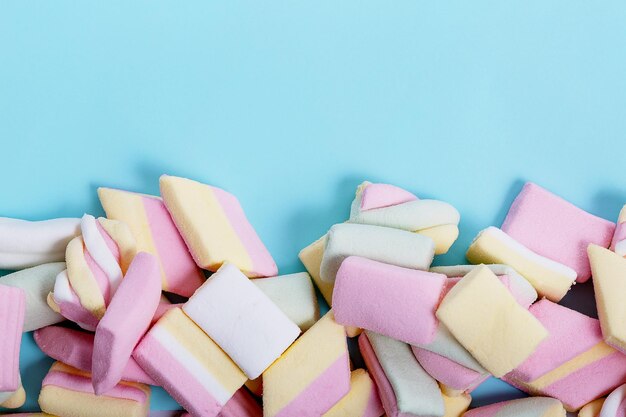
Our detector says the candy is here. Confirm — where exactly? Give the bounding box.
[320,223,435,283]
[466,226,576,302]
[436,265,548,377]
[215,387,262,417]
[159,175,277,278]
[333,256,446,345]
[501,182,615,282]
[462,397,566,417]
[98,186,205,296]
[262,311,350,417]
[441,388,471,417]
[93,252,162,394]
[0,217,80,269]
[133,308,247,417]
[0,377,25,409]
[38,362,150,417]
[598,384,626,417]
[578,398,606,417]
[358,331,444,417]
[0,285,25,394]
[322,369,384,417]
[588,244,626,354]
[611,205,626,256]
[183,263,300,379]
[252,272,319,331]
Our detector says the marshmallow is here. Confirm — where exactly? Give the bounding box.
[322,369,384,417]
[263,311,350,417]
[38,362,150,417]
[0,414,52,416]
[98,187,205,296]
[463,397,566,417]
[252,272,319,331]
[610,205,626,256]
[0,285,25,394]
[320,223,435,283]
[183,263,300,379]
[93,252,162,394]
[334,256,446,345]
[0,376,25,409]
[501,182,615,282]
[159,175,277,277]
[358,331,444,417]
[441,388,471,417]
[217,387,262,417]
[348,181,460,254]
[599,384,626,417]
[588,244,626,354]
[34,326,154,385]
[466,226,576,302]
[436,265,548,377]
[133,308,247,417]
[0,217,80,269]
[579,398,606,417]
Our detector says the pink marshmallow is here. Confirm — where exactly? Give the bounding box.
[359,183,418,211]
[0,285,25,392]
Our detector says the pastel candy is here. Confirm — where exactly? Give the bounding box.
[357,182,418,210]
[159,175,277,277]
[436,265,548,377]
[507,300,602,383]
[441,389,471,417]
[262,311,350,417]
[39,362,150,417]
[462,397,566,417]
[579,399,606,417]
[588,244,626,354]
[320,223,435,283]
[98,186,205,296]
[0,262,65,331]
[0,285,25,393]
[322,369,384,417]
[0,376,25,409]
[466,226,576,302]
[333,256,446,345]
[183,263,300,379]
[0,217,80,269]
[34,326,155,385]
[610,205,626,256]
[501,182,615,282]
[217,387,263,417]
[599,384,626,417]
[358,331,444,417]
[133,308,247,417]
[1,414,54,416]
[93,252,162,394]
[252,272,319,331]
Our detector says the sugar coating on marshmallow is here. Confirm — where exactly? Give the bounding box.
[599,384,626,417]
[502,182,615,283]
[611,205,626,257]
[358,331,444,417]
[263,311,350,417]
[463,397,566,417]
[466,227,576,302]
[252,272,319,331]
[183,263,300,379]
[133,308,247,417]
[436,265,548,377]
[98,187,205,296]
[320,223,435,283]
[0,285,25,393]
[588,244,626,354]
[322,369,384,417]
[578,398,606,417]
[159,175,277,278]
[0,217,80,270]
[333,256,446,345]
[0,376,25,409]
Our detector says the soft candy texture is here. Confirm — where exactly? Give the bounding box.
[466,226,576,302]
[263,311,350,417]
[320,223,435,283]
[34,326,154,385]
[588,244,626,354]
[436,265,548,377]
[507,300,602,383]
[501,182,615,283]
[0,263,65,331]
[0,377,25,409]
[252,272,319,331]
[599,384,626,417]
[611,206,626,257]
[38,362,150,417]
[183,263,300,379]
[98,186,205,296]
[217,387,263,417]
[93,252,162,394]
[0,285,25,393]
[133,308,247,417]
[358,331,444,417]
[579,399,606,417]
[348,181,460,255]
[462,397,566,417]
[333,256,446,345]
[441,389,471,417]
[322,369,384,417]
[0,217,80,269]
[159,175,277,277]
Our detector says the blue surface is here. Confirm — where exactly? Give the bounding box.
[1,1,626,412]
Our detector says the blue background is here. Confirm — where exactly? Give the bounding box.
[1,1,626,412]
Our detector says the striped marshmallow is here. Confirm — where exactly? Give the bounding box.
[463,397,566,417]
[0,285,25,393]
[611,205,626,256]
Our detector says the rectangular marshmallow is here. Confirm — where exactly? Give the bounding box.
[322,369,384,417]
[611,205,626,256]
[0,285,25,393]
[463,397,566,417]
[0,376,24,409]
[436,265,548,377]
[183,263,300,379]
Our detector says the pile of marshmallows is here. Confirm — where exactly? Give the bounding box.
[1,176,626,417]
